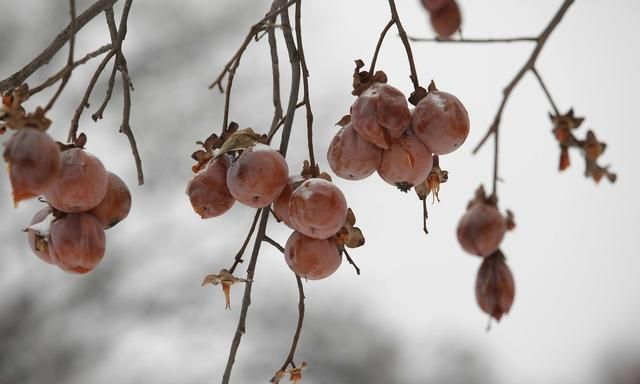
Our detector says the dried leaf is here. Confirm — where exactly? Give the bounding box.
[215,128,263,158]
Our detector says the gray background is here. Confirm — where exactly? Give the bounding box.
[1,1,638,383]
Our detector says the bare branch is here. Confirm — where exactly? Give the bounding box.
[44,0,77,112]
[263,235,285,254]
[28,44,112,96]
[369,19,395,74]
[229,209,263,274]
[294,0,316,171]
[221,209,271,384]
[470,0,575,195]
[272,275,305,380]
[388,0,421,91]
[343,249,361,275]
[277,0,301,157]
[531,67,560,116]
[0,0,119,93]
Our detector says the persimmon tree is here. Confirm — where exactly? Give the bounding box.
[0,0,616,383]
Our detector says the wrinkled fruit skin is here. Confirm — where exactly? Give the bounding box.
[289,178,348,239]
[284,231,342,280]
[186,156,234,219]
[327,123,383,181]
[273,178,298,229]
[226,147,289,208]
[48,213,106,274]
[89,172,132,228]
[44,148,109,213]
[457,203,506,257]
[412,90,469,155]
[421,0,451,12]
[351,83,411,149]
[27,206,54,264]
[476,252,515,321]
[430,1,462,38]
[377,130,433,190]
[3,128,61,204]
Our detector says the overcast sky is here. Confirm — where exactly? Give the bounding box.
[1,1,639,383]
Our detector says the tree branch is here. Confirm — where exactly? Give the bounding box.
[229,209,263,274]
[369,19,395,74]
[294,0,316,171]
[43,0,77,113]
[388,0,421,91]
[221,209,271,384]
[0,0,119,93]
[470,0,575,195]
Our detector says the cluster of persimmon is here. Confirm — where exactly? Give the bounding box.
[1,87,132,274]
[550,109,616,184]
[419,0,462,38]
[328,62,469,231]
[187,124,364,306]
[457,185,516,321]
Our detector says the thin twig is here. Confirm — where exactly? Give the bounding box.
[267,101,304,143]
[28,44,113,96]
[388,0,420,91]
[229,209,263,274]
[44,0,77,112]
[268,2,283,133]
[470,0,575,195]
[263,235,285,254]
[531,67,560,116]
[474,0,574,154]
[294,0,316,171]
[274,275,305,377]
[0,0,119,93]
[68,50,116,142]
[422,199,429,235]
[343,249,361,275]
[408,36,538,43]
[221,209,270,384]
[277,0,301,157]
[369,19,395,77]
[208,0,296,92]
[106,0,143,185]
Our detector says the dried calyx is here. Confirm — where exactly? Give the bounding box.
[190,122,269,173]
[550,109,616,183]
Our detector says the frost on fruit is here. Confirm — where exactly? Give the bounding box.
[284,232,342,280]
[48,213,106,274]
[411,87,470,155]
[226,146,289,208]
[351,83,412,149]
[44,148,109,213]
[202,269,252,310]
[376,129,433,191]
[288,178,348,239]
[187,155,235,219]
[327,123,383,181]
[25,206,55,264]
